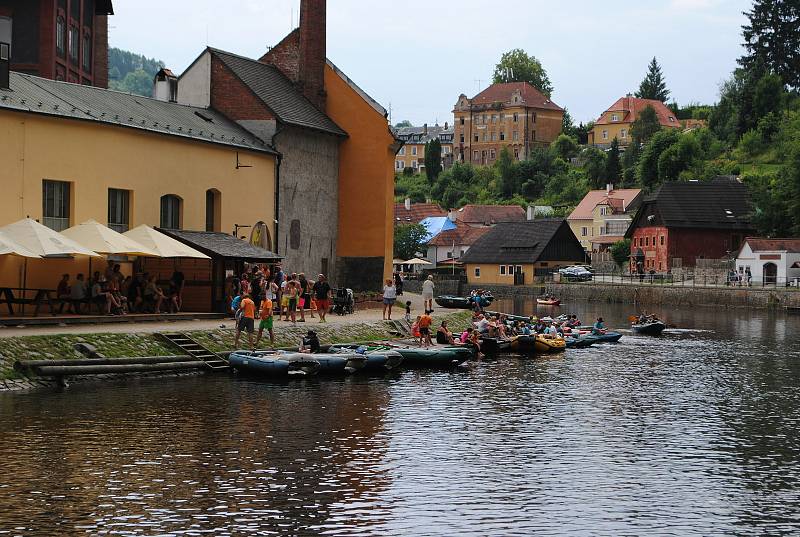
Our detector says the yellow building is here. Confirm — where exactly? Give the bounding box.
[567,187,642,251]
[393,124,454,174]
[0,72,277,307]
[588,95,680,147]
[453,82,563,166]
[460,219,585,285]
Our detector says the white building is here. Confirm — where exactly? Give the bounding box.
[735,238,800,285]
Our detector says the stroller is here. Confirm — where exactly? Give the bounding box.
[332,287,354,315]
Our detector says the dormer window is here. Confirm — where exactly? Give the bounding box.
[611,113,619,122]
[669,116,675,122]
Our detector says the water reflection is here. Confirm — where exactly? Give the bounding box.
[0,302,799,535]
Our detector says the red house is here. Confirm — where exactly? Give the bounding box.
[625,178,754,272]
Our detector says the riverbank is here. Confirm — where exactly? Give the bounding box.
[0,307,473,391]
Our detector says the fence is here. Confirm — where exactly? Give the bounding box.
[556,271,800,289]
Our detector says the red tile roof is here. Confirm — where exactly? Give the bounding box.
[428,223,490,247]
[568,189,642,220]
[455,204,526,225]
[594,96,679,128]
[470,82,563,111]
[394,202,445,225]
[744,238,800,253]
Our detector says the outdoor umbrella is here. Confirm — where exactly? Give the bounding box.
[122,225,210,259]
[0,230,42,259]
[403,257,432,265]
[61,219,158,256]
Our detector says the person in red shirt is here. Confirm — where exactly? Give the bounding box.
[418,310,433,348]
[234,293,256,349]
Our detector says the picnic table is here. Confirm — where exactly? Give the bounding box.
[0,287,57,317]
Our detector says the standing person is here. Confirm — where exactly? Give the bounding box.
[746,267,752,287]
[394,272,404,296]
[298,273,310,323]
[255,294,275,347]
[382,278,397,320]
[306,277,316,319]
[418,309,433,347]
[313,274,331,323]
[274,264,285,316]
[286,278,299,325]
[404,300,412,322]
[234,293,256,349]
[422,275,435,312]
[250,275,262,311]
[170,270,185,311]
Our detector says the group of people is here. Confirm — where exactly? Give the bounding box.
[383,274,434,320]
[467,311,608,341]
[728,267,753,286]
[55,261,185,316]
[230,264,333,350]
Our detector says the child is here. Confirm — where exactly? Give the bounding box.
[411,316,421,339]
[255,295,274,347]
[404,300,412,322]
[419,310,433,348]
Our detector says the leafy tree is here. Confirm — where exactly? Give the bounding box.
[393,223,429,260]
[493,48,553,97]
[551,134,579,160]
[424,138,443,183]
[394,120,413,128]
[631,105,662,145]
[637,129,680,190]
[740,0,800,89]
[656,135,701,182]
[606,137,622,185]
[583,147,608,189]
[635,57,670,102]
[610,239,632,269]
[562,108,576,136]
[496,147,517,198]
[111,69,154,97]
[108,47,164,96]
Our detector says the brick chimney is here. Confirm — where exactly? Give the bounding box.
[298,0,326,111]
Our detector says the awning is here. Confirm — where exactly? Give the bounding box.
[158,229,282,261]
[0,230,42,258]
[61,219,157,256]
[123,225,210,259]
[0,218,101,257]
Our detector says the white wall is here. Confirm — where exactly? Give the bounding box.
[736,243,800,283]
[177,51,211,108]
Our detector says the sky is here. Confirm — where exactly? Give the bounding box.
[109,0,752,125]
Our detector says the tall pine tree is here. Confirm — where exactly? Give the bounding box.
[740,0,800,89]
[606,138,622,186]
[635,57,670,102]
[424,139,443,183]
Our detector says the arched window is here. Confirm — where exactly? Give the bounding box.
[205,189,221,232]
[160,194,182,229]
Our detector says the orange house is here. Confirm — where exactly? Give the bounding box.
[325,61,401,283]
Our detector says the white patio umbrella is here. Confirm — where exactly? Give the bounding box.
[61,219,158,256]
[0,230,42,259]
[122,225,210,259]
[403,257,432,265]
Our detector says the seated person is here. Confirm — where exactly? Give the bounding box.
[68,273,86,314]
[436,320,455,345]
[142,275,165,313]
[300,330,321,353]
[473,314,490,334]
[56,274,71,312]
[592,317,606,334]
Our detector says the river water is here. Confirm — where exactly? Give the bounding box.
[1,302,800,536]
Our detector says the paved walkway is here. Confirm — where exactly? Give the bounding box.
[0,292,430,338]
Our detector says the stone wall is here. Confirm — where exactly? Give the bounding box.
[274,126,340,278]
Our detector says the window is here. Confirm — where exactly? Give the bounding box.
[660,235,665,246]
[500,114,505,122]
[514,148,520,160]
[532,112,537,123]
[412,160,419,169]
[411,146,417,156]
[668,116,675,123]
[490,132,496,142]
[581,227,588,237]
[206,189,221,232]
[513,131,519,141]
[531,130,536,141]
[56,16,65,57]
[611,114,619,122]
[482,133,487,142]
[645,237,649,246]
[516,265,522,274]
[474,267,481,278]
[620,129,627,139]
[395,161,402,170]
[602,130,608,140]
[82,31,92,72]
[500,132,505,141]
[160,195,182,230]
[490,149,496,159]
[460,134,465,143]
[600,207,607,216]
[68,26,78,63]
[491,114,498,123]
[513,113,519,123]
[42,180,70,231]
[474,135,479,142]
[599,227,605,235]
[482,115,487,123]
[108,189,130,232]
[398,147,405,156]
[652,236,656,246]
[460,117,465,125]
[508,265,514,274]
[473,150,479,161]
[500,265,506,275]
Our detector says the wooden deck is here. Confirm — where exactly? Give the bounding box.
[0,312,227,327]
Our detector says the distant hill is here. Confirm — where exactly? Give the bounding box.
[108,47,164,97]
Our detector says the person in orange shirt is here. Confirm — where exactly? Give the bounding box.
[234,293,256,349]
[255,296,274,347]
[418,310,433,348]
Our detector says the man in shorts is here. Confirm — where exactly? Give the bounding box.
[256,295,274,347]
[313,274,331,323]
[234,293,256,349]
[418,310,433,348]
[422,275,435,312]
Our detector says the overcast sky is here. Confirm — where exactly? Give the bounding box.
[110,0,751,125]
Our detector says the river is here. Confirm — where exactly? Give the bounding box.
[1,302,799,536]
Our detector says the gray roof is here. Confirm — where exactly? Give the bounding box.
[158,229,282,261]
[209,48,346,137]
[393,124,454,145]
[0,72,275,154]
[460,219,586,265]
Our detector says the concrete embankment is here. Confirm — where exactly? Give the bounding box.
[0,311,473,391]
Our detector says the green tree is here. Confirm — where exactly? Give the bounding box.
[740,0,800,89]
[631,105,662,145]
[562,108,576,137]
[606,137,622,185]
[393,223,429,260]
[551,134,579,160]
[656,135,701,182]
[635,57,670,102]
[108,47,164,96]
[394,120,413,128]
[610,239,632,269]
[493,48,553,97]
[583,147,608,189]
[112,69,155,97]
[424,138,443,183]
[637,129,680,189]
[495,147,517,198]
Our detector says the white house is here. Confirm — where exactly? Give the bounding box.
[425,224,490,268]
[735,238,800,285]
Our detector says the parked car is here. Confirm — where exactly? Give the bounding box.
[558,266,593,281]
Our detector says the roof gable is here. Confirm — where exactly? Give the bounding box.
[394,202,446,225]
[460,219,584,264]
[568,189,641,220]
[208,48,346,137]
[428,223,490,247]
[744,237,800,253]
[469,82,563,111]
[456,204,526,225]
[595,96,679,128]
